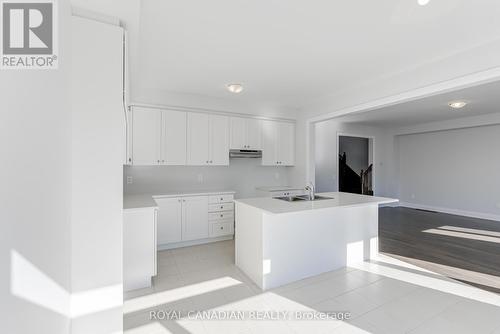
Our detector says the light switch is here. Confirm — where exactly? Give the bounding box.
[274,172,280,180]
[197,174,203,183]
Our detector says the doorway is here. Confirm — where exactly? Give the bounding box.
[337,135,374,195]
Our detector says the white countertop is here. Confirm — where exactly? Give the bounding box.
[255,186,305,192]
[123,194,158,209]
[234,192,398,214]
[124,190,236,209]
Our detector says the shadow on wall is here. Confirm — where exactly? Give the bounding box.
[10,250,123,334]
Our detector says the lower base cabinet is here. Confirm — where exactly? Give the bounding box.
[156,192,235,248]
[123,207,157,291]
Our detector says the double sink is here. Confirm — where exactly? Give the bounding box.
[275,195,333,202]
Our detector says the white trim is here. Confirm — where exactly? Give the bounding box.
[399,202,500,222]
[71,7,121,26]
[129,102,296,123]
[336,132,375,193]
[157,235,234,251]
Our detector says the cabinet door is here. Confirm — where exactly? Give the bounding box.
[230,117,247,149]
[131,107,161,165]
[123,208,156,290]
[162,110,187,165]
[209,114,229,165]
[187,112,209,165]
[261,120,278,166]
[182,196,209,241]
[156,197,182,245]
[277,122,295,166]
[246,118,262,150]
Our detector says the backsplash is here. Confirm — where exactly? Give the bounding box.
[124,158,292,198]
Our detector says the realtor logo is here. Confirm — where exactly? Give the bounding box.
[1,0,58,69]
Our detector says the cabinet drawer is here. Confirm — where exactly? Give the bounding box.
[208,194,234,204]
[208,203,234,212]
[209,211,234,221]
[209,221,234,237]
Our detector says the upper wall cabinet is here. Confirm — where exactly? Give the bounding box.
[162,110,187,165]
[131,107,162,165]
[262,120,295,166]
[130,107,186,165]
[187,112,229,166]
[230,117,262,150]
[128,106,293,167]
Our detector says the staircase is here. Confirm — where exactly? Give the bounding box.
[339,153,373,195]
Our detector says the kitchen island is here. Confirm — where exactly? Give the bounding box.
[234,192,398,290]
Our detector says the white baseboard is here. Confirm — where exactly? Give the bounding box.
[158,235,234,251]
[379,202,399,208]
[398,202,500,222]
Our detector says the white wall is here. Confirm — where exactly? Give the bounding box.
[70,15,124,333]
[124,159,293,198]
[314,120,397,197]
[0,2,72,334]
[397,124,500,220]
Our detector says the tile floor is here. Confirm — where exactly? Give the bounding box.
[124,239,500,334]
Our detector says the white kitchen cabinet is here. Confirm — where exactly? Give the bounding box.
[230,117,246,149]
[162,109,187,165]
[131,107,162,165]
[230,117,262,150]
[131,107,186,165]
[209,114,230,165]
[277,122,295,165]
[187,112,210,165]
[261,120,295,166]
[123,207,157,291]
[155,191,234,248]
[247,118,263,149]
[156,197,182,244]
[187,112,229,166]
[181,196,209,241]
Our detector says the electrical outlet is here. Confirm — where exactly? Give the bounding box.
[126,176,133,184]
[197,174,203,183]
[410,193,415,199]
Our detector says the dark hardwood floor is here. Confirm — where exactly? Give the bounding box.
[379,207,500,294]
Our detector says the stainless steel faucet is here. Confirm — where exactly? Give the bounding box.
[305,182,315,201]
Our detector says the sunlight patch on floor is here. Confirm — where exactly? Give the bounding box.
[124,276,243,315]
[423,228,500,244]
[438,225,500,238]
[350,253,500,307]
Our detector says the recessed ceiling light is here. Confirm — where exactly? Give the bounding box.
[418,0,430,6]
[448,100,468,109]
[226,83,243,94]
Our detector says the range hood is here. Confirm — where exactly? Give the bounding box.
[229,149,262,159]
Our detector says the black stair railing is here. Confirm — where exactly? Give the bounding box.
[339,153,373,195]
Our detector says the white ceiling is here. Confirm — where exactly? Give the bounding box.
[134,0,500,110]
[335,80,500,127]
